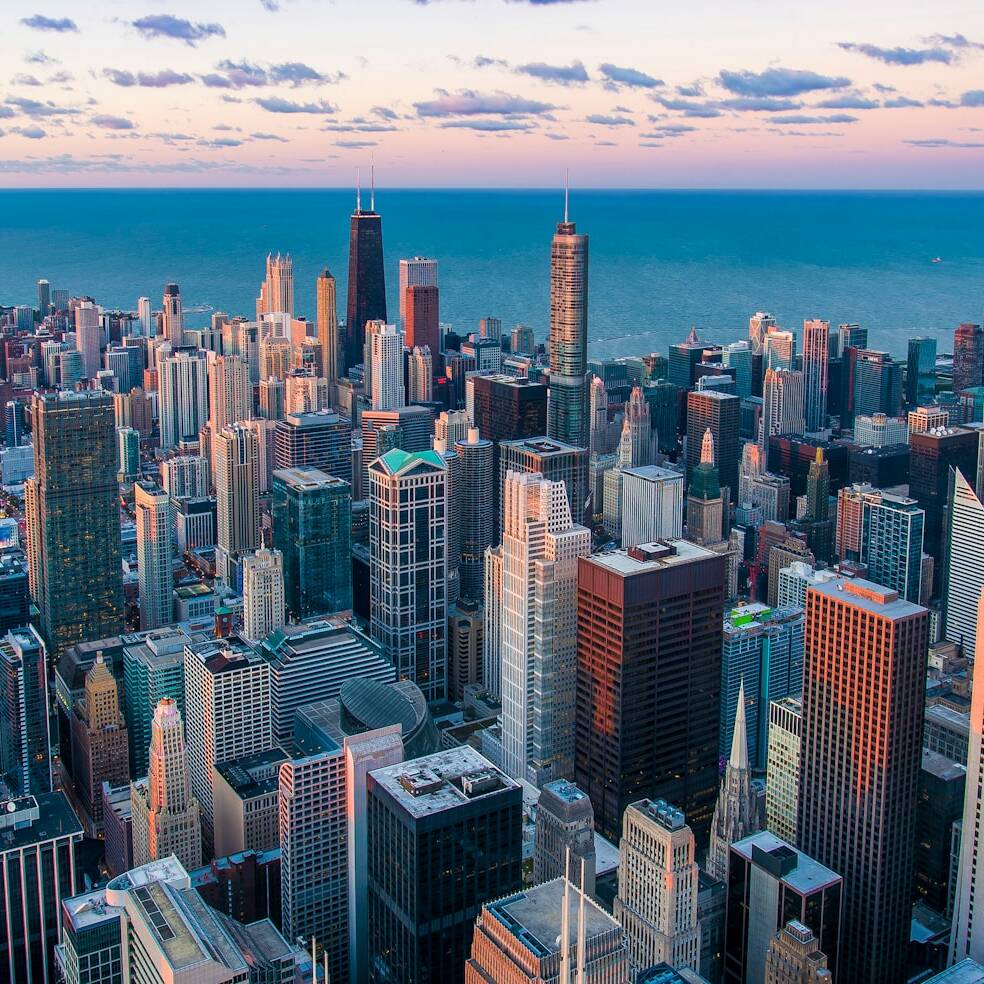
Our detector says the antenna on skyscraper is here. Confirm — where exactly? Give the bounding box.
[564,168,569,223]
[370,156,376,212]
[356,167,361,212]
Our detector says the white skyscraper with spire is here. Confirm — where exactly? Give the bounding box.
[242,547,286,643]
[135,482,174,631]
[131,697,203,871]
[943,469,984,656]
[707,679,760,881]
[498,471,590,785]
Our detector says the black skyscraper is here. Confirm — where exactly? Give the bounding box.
[345,184,386,371]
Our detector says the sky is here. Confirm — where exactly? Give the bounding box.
[1,0,984,188]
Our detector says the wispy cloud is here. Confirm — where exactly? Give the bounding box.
[904,137,984,148]
[254,96,337,114]
[837,42,952,66]
[12,125,47,139]
[12,75,43,87]
[718,67,850,97]
[651,96,722,118]
[439,119,534,130]
[335,139,378,148]
[131,14,225,45]
[414,89,557,117]
[92,114,135,130]
[25,51,58,65]
[719,97,802,111]
[815,94,879,109]
[20,14,78,32]
[883,96,924,108]
[961,90,984,106]
[202,59,343,88]
[585,113,634,126]
[515,61,589,85]
[598,63,663,89]
[6,96,79,118]
[772,113,859,124]
[250,131,288,141]
[103,68,194,88]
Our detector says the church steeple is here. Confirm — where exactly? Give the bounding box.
[706,677,759,881]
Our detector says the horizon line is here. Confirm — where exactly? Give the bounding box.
[2,185,984,194]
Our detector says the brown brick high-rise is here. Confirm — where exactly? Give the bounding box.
[797,577,927,984]
[575,541,725,845]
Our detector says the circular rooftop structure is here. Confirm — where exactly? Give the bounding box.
[338,678,438,760]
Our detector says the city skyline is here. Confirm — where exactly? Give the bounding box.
[0,0,983,189]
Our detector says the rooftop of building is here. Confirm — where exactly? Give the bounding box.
[280,408,347,426]
[732,831,841,894]
[173,583,213,601]
[925,703,970,733]
[214,747,289,799]
[637,965,708,984]
[485,877,620,959]
[922,749,967,782]
[588,539,717,576]
[807,576,926,620]
[0,792,82,852]
[925,960,984,983]
[258,618,381,665]
[622,464,684,482]
[371,447,446,476]
[724,603,802,634]
[499,435,584,456]
[271,465,346,489]
[370,746,519,819]
[187,635,262,674]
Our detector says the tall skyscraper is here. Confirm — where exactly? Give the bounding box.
[213,422,261,584]
[369,449,448,701]
[242,547,286,642]
[860,488,925,603]
[137,295,152,335]
[59,857,300,984]
[405,284,440,366]
[951,591,984,966]
[621,465,685,548]
[208,353,253,436]
[0,792,81,984]
[954,323,984,394]
[453,429,494,601]
[36,278,50,316]
[764,329,795,371]
[498,436,588,534]
[134,482,174,631]
[533,778,597,895]
[367,321,405,410]
[765,695,802,844]
[407,345,433,403]
[944,468,984,655]
[162,281,183,346]
[0,627,52,797]
[687,428,725,546]
[367,748,522,984]
[75,300,102,380]
[274,408,352,481]
[798,577,928,983]
[802,319,829,432]
[399,256,439,326]
[130,697,202,870]
[345,181,386,370]
[907,336,938,406]
[184,635,273,846]
[910,426,979,577]
[272,466,353,619]
[547,195,589,449]
[836,321,867,356]
[687,389,740,500]
[669,327,707,389]
[708,680,760,881]
[316,266,342,386]
[722,340,754,398]
[749,312,777,353]
[497,471,590,785]
[159,346,209,450]
[466,875,629,984]
[575,541,725,842]
[725,831,842,984]
[764,921,832,984]
[70,655,130,834]
[261,252,294,315]
[614,798,701,976]
[29,391,123,657]
[761,368,806,450]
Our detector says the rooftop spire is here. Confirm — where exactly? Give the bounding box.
[370,157,376,212]
[356,166,361,212]
[701,426,715,466]
[730,677,749,772]
[564,167,569,224]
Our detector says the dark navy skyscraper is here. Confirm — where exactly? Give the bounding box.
[345,173,387,372]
